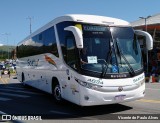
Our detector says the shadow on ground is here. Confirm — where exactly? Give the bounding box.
[0,83,132,120]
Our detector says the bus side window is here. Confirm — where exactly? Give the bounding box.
[66,37,78,70]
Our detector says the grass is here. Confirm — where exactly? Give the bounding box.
[0,45,16,60]
[0,45,15,52]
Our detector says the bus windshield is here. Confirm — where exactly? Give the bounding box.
[80,24,143,74]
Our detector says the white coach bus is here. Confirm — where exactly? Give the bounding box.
[16,14,153,106]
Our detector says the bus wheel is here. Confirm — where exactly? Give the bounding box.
[53,84,62,103]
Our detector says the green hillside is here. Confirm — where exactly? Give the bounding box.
[0,45,16,60]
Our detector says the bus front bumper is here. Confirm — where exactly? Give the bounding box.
[79,83,145,106]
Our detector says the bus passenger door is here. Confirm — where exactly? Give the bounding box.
[63,37,80,104]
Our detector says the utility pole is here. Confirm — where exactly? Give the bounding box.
[139,16,151,74]
[139,16,151,31]
[27,16,33,34]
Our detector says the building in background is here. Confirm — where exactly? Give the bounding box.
[131,13,160,75]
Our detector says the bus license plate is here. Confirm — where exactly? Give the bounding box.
[114,95,126,101]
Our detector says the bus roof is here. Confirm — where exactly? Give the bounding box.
[19,14,130,44]
[54,14,130,26]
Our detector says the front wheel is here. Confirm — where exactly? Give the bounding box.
[53,84,62,103]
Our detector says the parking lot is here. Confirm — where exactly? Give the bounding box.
[0,76,160,121]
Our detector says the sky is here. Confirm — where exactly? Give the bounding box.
[0,0,160,46]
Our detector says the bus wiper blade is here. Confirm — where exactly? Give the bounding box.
[101,63,108,78]
[115,40,135,76]
[101,49,112,78]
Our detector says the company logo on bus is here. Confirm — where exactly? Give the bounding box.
[44,55,57,68]
[118,86,123,92]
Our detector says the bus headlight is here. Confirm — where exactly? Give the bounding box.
[75,77,102,90]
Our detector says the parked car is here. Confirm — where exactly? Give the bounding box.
[1,68,10,77]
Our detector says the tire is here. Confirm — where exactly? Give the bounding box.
[53,83,62,103]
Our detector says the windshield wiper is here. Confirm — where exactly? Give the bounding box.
[115,40,136,76]
[101,47,112,78]
[101,64,107,78]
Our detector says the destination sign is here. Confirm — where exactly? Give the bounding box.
[83,25,106,32]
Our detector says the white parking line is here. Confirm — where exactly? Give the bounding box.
[0,88,43,95]
[0,92,30,98]
[0,111,6,114]
[3,86,27,90]
[0,97,11,101]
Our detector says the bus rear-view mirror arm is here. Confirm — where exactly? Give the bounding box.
[135,30,153,50]
[64,26,83,49]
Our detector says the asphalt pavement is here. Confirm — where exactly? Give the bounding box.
[0,75,160,123]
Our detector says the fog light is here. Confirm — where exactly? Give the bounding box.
[84,96,89,100]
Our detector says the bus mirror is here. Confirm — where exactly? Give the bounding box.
[64,26,83,48]
[135,30,153,50]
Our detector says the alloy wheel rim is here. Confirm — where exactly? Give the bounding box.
[54,86,61,101]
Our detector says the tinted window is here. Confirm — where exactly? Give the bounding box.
[43,27,58,56]
[17,26,59,58]
[56,21,74,60]
[56,21,79,70]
